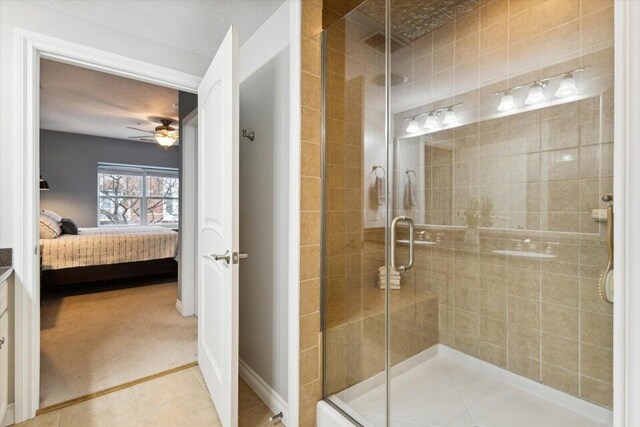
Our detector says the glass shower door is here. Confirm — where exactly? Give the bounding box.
[322,0,613,426]
[387,0,614,426]
[321,1,391,425]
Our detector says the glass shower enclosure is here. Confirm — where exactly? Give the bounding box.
[321,0,614,425]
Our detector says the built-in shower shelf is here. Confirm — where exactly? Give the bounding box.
[397,239,437,246]
[492,250,556,259]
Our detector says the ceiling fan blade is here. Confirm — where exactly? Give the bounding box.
[126,126,155,134]
[128,136,154,139]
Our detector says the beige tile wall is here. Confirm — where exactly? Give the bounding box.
[299,1,323,425]
[390,0,614,408]
[310,0,614,424]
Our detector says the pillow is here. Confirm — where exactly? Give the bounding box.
[39,214,61,239]
[42,209,62,223]
[60,218,79,235]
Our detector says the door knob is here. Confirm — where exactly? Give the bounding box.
[0,337,5,350]
[211,251,231,264]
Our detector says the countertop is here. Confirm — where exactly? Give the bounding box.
[0,266,13,284]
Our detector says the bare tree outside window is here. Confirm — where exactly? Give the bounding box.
[98,165,179,227]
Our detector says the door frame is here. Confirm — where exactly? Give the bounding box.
[11,15,301,424]
[12,30,200,422]
[613,2,640,425]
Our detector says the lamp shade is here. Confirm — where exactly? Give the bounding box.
[406,118,420,133]
[39,175,50,190]
[525,82,546,105]
[423,113,439,130]
[497,92,516,112]
[555,74,579,98]
[155,135,176,147]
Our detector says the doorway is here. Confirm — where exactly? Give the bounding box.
[37,58,197,409]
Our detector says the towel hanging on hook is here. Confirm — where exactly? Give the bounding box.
[372,165,385,206]
[404,169,417,208]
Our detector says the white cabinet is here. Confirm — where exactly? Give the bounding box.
[0,277,8,425]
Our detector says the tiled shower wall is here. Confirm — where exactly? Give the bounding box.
[311,0,614,424]
[298,0,365,424]
[391,0,614,408]
[299,1,323,425]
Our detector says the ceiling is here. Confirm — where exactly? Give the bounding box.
[40,59,179,142]
[29,0,286,59]
[359,0,481,41]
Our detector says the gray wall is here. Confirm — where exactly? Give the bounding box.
[40,130,180,227]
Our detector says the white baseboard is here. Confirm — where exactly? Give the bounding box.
[239,359,288,425]
[175,299,183,315]
[1,403,15,427]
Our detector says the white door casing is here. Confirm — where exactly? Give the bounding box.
[196,26,240,427]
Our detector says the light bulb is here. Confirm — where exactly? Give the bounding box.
[406,118,419,133]
[525,82,546,105]
[497,92,516,112]
[423,112,439,130]
[155,135,176,147]
[555,74,578,98]
[442,108,457,126]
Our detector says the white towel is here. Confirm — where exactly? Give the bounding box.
[378,281,401,290]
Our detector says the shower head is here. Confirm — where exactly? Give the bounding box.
[372,73,409,87]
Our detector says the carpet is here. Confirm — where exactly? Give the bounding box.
[40,280,197,408]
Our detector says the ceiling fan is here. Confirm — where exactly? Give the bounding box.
[128,119,178,147]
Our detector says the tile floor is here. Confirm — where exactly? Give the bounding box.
[16,366,275,427]
[333,347,609,427]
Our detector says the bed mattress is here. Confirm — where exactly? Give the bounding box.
[40,226,178,270]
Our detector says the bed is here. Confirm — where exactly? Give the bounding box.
[40,225,179,287]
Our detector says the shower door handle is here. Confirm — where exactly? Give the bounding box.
[391,216,414,272]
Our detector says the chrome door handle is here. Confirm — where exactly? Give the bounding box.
[207,250,231,264]
[232,252,248,264]
[391,216,414,272]
[0,337,5,350]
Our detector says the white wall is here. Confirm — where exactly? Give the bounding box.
[0,0,209,247]
[238,0,290,404]
[0,1,207,414]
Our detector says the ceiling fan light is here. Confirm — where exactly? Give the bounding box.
[155,135,176,147]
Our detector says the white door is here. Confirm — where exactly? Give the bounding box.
[196,26,239,427]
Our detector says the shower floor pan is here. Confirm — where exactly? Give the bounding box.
[322,345,611,427]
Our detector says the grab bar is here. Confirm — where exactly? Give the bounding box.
[391,216,414,272]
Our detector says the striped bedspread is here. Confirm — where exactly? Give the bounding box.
[40,226,178,270]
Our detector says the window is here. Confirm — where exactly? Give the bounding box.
[98,163,179,227]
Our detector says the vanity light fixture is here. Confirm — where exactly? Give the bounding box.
[423,112,439,130]
[404,103,462,134]
[406,117,420,133]
[492,66,590,112]
[555,73,579,98]
[525,82,547,105]
[497,91,516,112]
[442,107,457,126]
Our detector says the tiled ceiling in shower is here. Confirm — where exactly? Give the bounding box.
[359,0,482,41]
